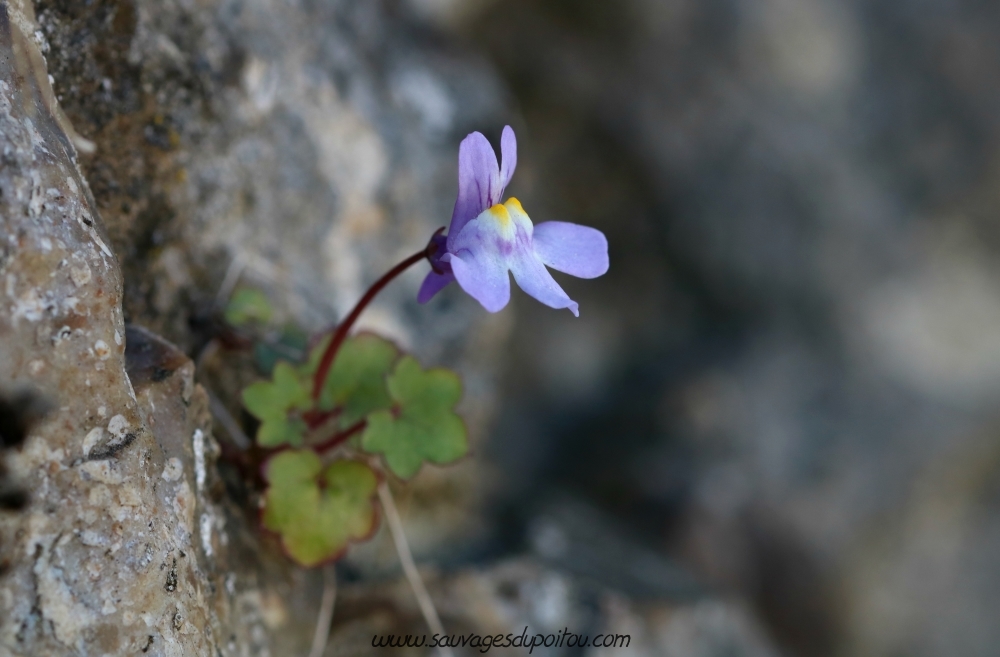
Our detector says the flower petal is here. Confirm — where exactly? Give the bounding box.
[532,221,609,279]
[499,125,517,192]
[510,251,580,317]
[448,250,511,313]
[447,132,501,250]
[417,270,455,304]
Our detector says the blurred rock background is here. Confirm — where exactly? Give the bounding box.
[3,0,1000,654]
[423,0,1000,656]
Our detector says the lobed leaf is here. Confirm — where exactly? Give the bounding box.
[262,450,379,567]
[303,333,399,428]
[242,362,312,447]
[361,356,467,479]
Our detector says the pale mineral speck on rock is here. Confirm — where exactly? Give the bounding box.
[107,414,130,437]
[79,460,125,486]
[94,339,111,359]
[199,512,214,558]
[69,262,91,287]
[82,426,105,458]
[192,429,206,492]
[161,458,183,482]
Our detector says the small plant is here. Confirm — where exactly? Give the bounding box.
[239,332,468,565]
[224,126,608,646]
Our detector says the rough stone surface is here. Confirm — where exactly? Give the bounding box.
[0,6,226,652]
[0,0,511,655]
[33,0,510,352]
[0,20,308,648]
[29,0,515,561]
[2,1,791,656]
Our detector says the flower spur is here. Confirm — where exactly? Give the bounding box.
[419,126,609,316]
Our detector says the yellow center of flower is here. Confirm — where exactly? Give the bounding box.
[482,198,530,241]
[503,197,526,215]
[487,202,513,227]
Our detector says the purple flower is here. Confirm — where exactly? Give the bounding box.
[419,126,609,316]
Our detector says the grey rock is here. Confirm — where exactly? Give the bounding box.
[1,0,514,654]
[0,5,229,652]
[34,0,514,561]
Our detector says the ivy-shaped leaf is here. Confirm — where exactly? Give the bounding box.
[224,288,274,327]
[242,362,312,447]
[303,333,399,429]
[262,450,379,567]
[361,356,467,479]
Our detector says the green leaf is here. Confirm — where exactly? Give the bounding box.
[303,333,399,429]
[242,362,312,447]
[361,356,467,479]
[255,417,306,448]
[224,288,274,326]
[262,451,379,567]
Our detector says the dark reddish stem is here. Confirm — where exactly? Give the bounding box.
[313,419,367,455]
[303,407,341,431]
[311,248,430,401]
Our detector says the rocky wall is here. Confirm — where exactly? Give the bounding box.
[0,0,513,654]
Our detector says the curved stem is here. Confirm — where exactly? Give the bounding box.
[312,419,367,455]
[304,408,341,431]
[312,249,428,402]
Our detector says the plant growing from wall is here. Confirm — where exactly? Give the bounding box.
[222,126,609,652]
